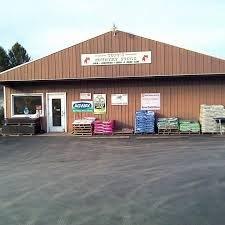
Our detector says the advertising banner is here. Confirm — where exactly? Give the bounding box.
[141,93,160,110]
[81,51,151,66]
[93,94,106,114]
[72,101,94,112]
[111,94,128,105]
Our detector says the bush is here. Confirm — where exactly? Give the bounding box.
[0,107,4,126]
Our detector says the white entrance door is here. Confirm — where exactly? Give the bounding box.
[47,93,66,132]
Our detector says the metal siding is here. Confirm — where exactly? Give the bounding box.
[1,31,225,82]
[137,35,144,76]
[220,59,225,71]
[150,40,157,75]
[172,46,179,75]
[104,32,113,77]
[157,42,164,75]
[31,61,35,80]
[4,77,225,132]
[27,63,32,80]
[41,58,46,80]
[82,41,88,78]
[68,47,73,78]
[126,32,134,77]
[164,44,171,75]
[48,54,55,79]
[119,31,127,77]
[183,48,188,74]
[212,57,219,73]
[97,35,105,78]
[64,48,70,78]
[169,45,174,75]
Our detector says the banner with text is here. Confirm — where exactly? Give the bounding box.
[81,51,151,66]
[141,93,160,110]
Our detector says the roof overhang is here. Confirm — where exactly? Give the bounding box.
[1,73,225,86]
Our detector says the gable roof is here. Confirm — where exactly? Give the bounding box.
[1,30,225,83]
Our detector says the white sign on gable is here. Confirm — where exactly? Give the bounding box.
[81,51,151,66]
[141,93,160,110]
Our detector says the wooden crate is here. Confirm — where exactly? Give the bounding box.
[72,123,93,136]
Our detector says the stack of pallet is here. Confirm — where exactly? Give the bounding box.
[179,120,201,134]
[135,110,155,134]
[72,119,94,136]
[157,117,179,134]
[2,118,41,136]
[94,120,115,135]
[200,105,225,133]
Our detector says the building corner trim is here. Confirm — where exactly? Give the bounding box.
[3,86,6,119]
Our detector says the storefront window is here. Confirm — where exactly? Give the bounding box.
[12,94,44,116]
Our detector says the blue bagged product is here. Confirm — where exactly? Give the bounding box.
[135,110,155,134]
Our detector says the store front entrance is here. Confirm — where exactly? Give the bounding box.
[46,93,67,132]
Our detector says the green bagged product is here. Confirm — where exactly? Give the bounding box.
[179,120,200,133]
[157,117,179,129]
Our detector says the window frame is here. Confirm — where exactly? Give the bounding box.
[11,93,44,117]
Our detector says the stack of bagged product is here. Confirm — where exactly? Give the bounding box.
[94,120,115,135]
[179,120,201,133]
[200,104,225,133]
[135,110,155,134]
[157,117,179,130]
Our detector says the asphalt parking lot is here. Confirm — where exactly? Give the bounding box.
[0,136,225,225]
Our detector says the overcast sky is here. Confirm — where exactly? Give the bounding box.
[1,0,225,60]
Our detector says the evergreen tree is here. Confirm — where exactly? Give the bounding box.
[0,46,9,72]
[8,42,31,67]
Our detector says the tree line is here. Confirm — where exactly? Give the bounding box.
[0,43,31,72]
[0,43,31,124]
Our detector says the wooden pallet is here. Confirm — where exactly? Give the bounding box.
[4,123,37,126]
[2,133,34,136]
[158,129,179,135]
[72,123,93,134]
[179,131,201,135]
[114,131,134,135]
[135,132,155,135]
[72,127,93,136]
[73,124,92,127]
[73,128,92,131]
[73,133,93,136]
[202,132,221,135]
[73,128,92,132]
[94,132,113,135]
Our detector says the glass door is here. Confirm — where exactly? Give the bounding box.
[47,93,66,132]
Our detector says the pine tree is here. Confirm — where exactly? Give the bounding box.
[0,46,9,72]
[8,42,31,67]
